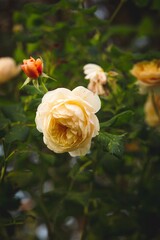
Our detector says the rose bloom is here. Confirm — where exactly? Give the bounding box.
[144,94,160,127]
[21,56,43,79]
[0,57,21,84]
[130,60,160,94]
[83,63,107,95]
[35,86,101,156]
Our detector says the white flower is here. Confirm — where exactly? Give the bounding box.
[0,57,21,84]
[84,64,107,83]
[35,86,101,157]
[83,63,107,95]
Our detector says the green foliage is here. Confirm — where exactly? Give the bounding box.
[0,111,10,130]
[134,0,150,7]
[100,110,134,128]
[97,132,126,157]
[6,171,33,187]
[152,0,160,9]
[5,125,29,143]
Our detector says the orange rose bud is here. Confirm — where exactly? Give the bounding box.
[21,57,43,79]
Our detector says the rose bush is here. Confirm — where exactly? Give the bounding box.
[1,1,160,239]
[35,86,101,156]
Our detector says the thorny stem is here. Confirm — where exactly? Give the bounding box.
[109,0,126,24]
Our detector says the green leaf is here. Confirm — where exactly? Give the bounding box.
[100,110,134,128]
[41,72,56,81]
[101,25,136,42]
[138,17,153,36]
[1,104,26,122]
[6,171,33,187]
[20,77,31,89]
[15,32,43,43]
[97,132,126,157]
[66,191,89,207]
[40,152,57,165]
[22,85,43,96]
[134,0,150,7]
[69,162,93,183]
[24,3,57,15]
[0,111,10,130]
[152,0,160,9]
[101,153,124,175]
[5,125,29,143]
[80,5,97,14]
[75,171,93,183]
[69,160,93,183]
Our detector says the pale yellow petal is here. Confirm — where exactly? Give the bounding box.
[42,88,71,103]
[69,142,91,157]
[72,86,101,113]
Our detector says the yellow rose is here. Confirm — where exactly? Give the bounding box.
[35,86,101,156]
[130,60,160,94]
[0,57,21,84]
[144,94,160,127]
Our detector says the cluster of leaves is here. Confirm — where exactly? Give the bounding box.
[1,0,160,239]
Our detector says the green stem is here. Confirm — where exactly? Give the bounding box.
[1,220,24,226]
[39,200,53,238]
[0,142,16,182]
[40,78,48,93]
[11,122,35,127]
[0,141,7,183]
[109,0,126,24]
[79,160,92,172]
[38,176,54,239]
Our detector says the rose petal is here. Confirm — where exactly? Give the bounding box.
[42,88,71,103]
[72,86,101,113]
[69,142,91,157]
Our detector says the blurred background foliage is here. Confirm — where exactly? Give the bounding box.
[0,0,160,239]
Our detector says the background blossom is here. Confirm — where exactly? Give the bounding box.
[130,60,160,94]
[0,57,21,84]
[83,63,107,95]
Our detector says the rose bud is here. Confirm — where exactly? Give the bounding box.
[21,56,43,79]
